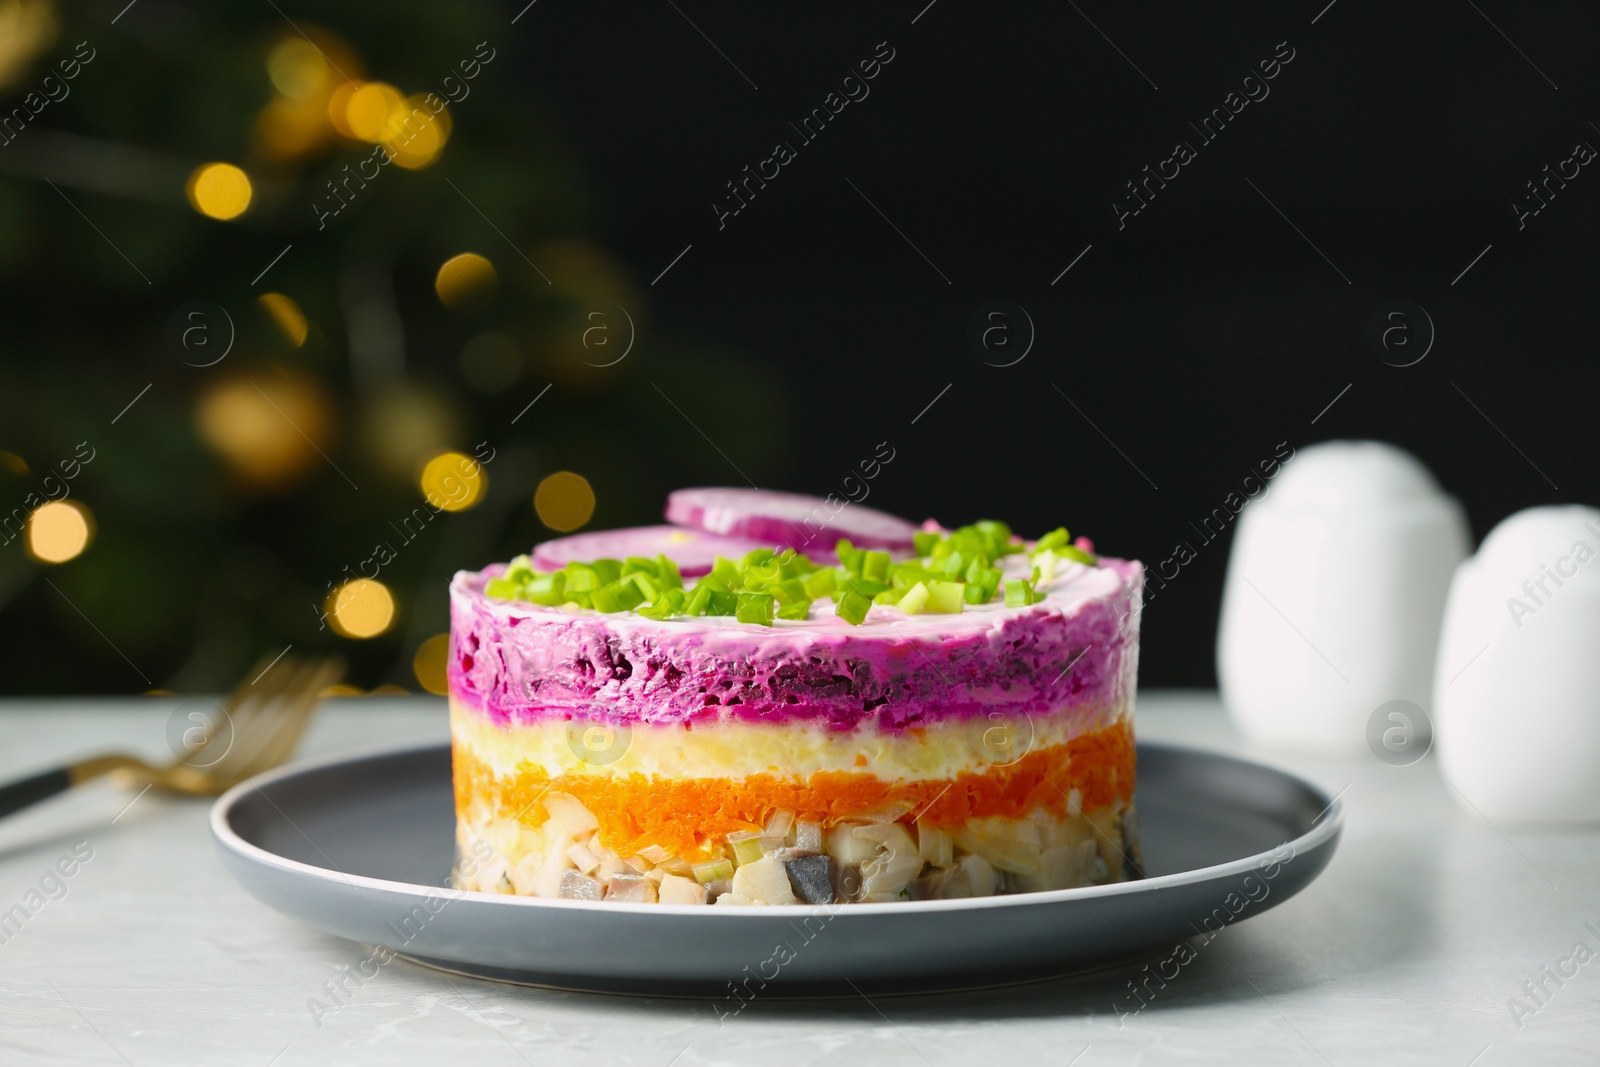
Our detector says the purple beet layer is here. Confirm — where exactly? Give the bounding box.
[448,558,1143,732]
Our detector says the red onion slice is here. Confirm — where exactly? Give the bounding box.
[664,487,918,553]
[531,525,769,577]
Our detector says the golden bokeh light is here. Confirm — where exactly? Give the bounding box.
[419,451,486,512]
[360,385,462,480]
[186,162,253,221]
[25,500,92,564]
[253,95,329,160]
[344,82,402,142]
[535,471,596,532]
[412,633,451,695]
[196,373,334,489]
[326,81,362,138]
[266,37,330,100]
[0,0,57,91]
[0,450,27,475]
[384,95,450,170]
[434,252,497,313]
[257,292,308,347]
[320,683,365,697]
[369,684,409,696]
[325,578,396,639]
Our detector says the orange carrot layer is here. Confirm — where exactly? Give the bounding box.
[454,718,1135,860]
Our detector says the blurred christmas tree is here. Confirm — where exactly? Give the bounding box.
[0,0,786,695]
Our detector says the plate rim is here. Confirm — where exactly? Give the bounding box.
[210,736,1343,919]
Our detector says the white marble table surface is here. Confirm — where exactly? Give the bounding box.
[0,691,1595,1066]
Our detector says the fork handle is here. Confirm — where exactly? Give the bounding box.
[0,767,72,819]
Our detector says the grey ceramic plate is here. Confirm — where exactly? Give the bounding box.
[211,740,1342,997]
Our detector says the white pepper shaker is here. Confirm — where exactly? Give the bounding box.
[1217,440,1469,753]
[1435,505,1600,822]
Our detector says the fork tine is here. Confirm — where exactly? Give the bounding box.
[171,649,285,769]
[219,657,342,785]
[194,654,308,783]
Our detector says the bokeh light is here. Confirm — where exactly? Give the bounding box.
[412,633,450,695]
[253,96,328,160]
[359,385,462,480]
[344,82,402,142]
[325,578,395,639]
[257,292,308,347]
[535,471,595,532]
[0,450,27,475]
[419,451,486,511]
[0,0,57,89]
[320,684,364,698]
[266,37,330,100]
[196,373,334,489]
[186,163,253,221]
[25,500,92,564]
[326,81,362,139]
[434,252,497,313]
[384,94,450,170]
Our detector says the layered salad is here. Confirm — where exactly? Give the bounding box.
[449,488,1144,906]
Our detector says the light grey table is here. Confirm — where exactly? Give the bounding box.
[0,691,1595,1066]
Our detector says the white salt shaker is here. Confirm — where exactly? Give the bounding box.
[1217,440,1470,753]
[1435,505,1600,822]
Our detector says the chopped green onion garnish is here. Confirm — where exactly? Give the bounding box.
[629,572,659,603]
[1004,577,1037,607]
[897,581,930,615]
[622,556,659,579]
[1033,527,1070,553]
[926,580,965,613]
[525,572,566,605]
[591,579,646,613]
[771,578,809,606]
[835,577,888,601]
[638,588,686,619]
[802,568,836,599]
[589,583,621,613]
[861,550,890,583]
[564,564,600,593]
[777,599,811,620]
[707,556,741,587]
[735,592,776,625]
[776,548,814,579]
[491,519,1091,624]
[836,587,872,625]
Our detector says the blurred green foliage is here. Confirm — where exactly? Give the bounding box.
[0,0,785,694]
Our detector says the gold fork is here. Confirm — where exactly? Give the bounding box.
[0,653,343,819]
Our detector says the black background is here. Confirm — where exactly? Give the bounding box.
[531,0,1598,687]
